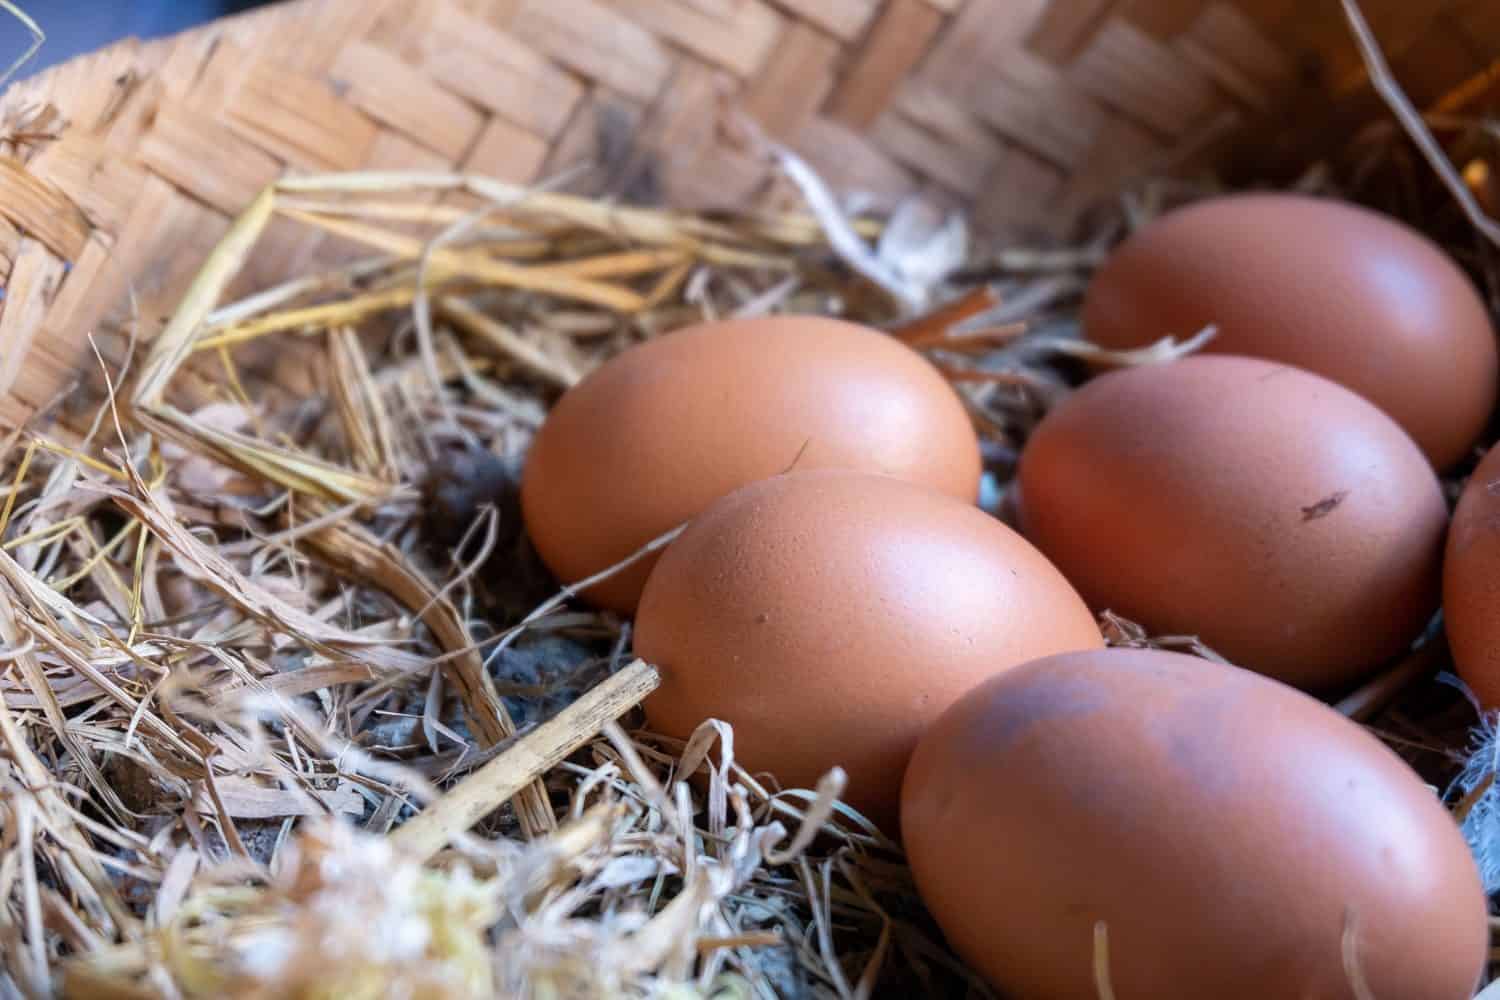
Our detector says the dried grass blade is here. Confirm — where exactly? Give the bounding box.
[134,185,276,408]
[31,438,129,482]
[16,799,45,988]
[0,669,130,939]
[487,524,686,664]
[0,438,36,540]
[606,876,717,976]
[278,206,647,311]
[327,328,398,480]
[153,848,198,927]
[2,513,82,552]
[275,197,473,226]
[135,404,392,504]
[642,259,695,311]
[463,176,748,247]
[529,248,687,280]
[5,609,130,820]
[0,545,106,637]
[205,255,399,328]
[105,486,384,655]
[835,858,893,1000]
[735,211,883,245]
[25,626,201,762]
[197,285,425,350]
[439,298,582,389]
[278,171,801,268]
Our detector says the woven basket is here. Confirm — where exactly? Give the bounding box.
[0,0,1497,433]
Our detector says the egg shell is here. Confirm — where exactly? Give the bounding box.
[634,469,1103,828]
[901,647,1489,1000]
[1017,355,1446,690]
[1083,193,1498,469]
[1444,445,1500,705]
[520,315,981,613]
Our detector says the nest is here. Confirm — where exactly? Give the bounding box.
[1,3,1498,997]
[0,167,1035,1000]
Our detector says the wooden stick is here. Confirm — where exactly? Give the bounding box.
[390,659,660,861]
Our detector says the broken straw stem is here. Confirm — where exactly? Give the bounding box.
[390,658,661,861]
[1333,641,1443,722]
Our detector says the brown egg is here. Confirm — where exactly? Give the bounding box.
[1017,355,1446,691]
[1445,445,1500,705]
[521,315,981,612]
[902,647,1488,999]
[1083,193,1497,469]
[634,469,1102,828]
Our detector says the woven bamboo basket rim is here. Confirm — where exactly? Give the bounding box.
[0,0,1496,996]
[1,0,1499,427]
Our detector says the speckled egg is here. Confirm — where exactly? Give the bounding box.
[1083,193,1497,469]
[634,469,1103,828]
[902,647,1488,1000]
[521,315,981,613]
[1017,355,1447,691]
[1445,445,1500,706]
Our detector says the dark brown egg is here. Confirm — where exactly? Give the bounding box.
[1445,445,1500,705]
[1017,355,1447,690]
[521,315,981,612]
[1083,193,1497,469]
[634,470,1102,829]
[902,647,1489,1000]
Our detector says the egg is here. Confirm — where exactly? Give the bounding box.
[634,469,1102,827]
[1017,356,1446,690]
[1444,445,1500,705]
[1083,193,1498,469]
[901,647,1488,999]
[521,315,981,612]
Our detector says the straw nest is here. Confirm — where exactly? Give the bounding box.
[0,163,1049,1000]
[2,5,1498,997]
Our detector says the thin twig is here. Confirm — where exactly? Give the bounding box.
[484,522,687,666]
[1341,0,1500,248]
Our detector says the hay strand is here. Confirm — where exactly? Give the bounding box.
[391,658,660,861]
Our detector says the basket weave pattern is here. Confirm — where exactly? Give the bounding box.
[0,0,1495,430]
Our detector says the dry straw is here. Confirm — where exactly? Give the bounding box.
[0,0,1497,995]
[0,155,1483,1000]
[0,164,1079,998]
[6,152,1476,997]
